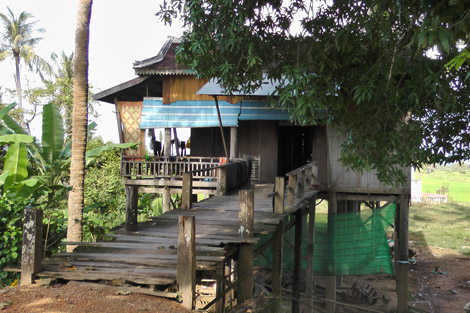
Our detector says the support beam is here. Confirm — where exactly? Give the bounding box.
[292,209,303,313]
[113,98,124,143]
[230,127,238,160]
[181,172,193,210]
[397,194,410,313]
[125,185,138,232]
[238,190,254,304]
[326,192,337,313]
[177,216,196,310]
[21,207,43,286]
[305,195,317,313]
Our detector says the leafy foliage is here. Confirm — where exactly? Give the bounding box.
[0,195,24,286]
[159,0,470,184]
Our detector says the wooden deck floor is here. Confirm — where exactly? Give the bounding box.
[39,184,317,293]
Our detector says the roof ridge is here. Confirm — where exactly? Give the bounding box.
[133,36,181,69]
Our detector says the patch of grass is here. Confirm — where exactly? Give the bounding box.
[415,165,470,203]
[409,202,470,256]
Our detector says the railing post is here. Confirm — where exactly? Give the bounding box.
[163,185,171,213]
[125,185,138,232]
[287,174,296,205]
[21,206,43,286]
[181,172,193,210]
[311,162,318,185]
[305,166,312,191]
[217,166,227,196]
[177,216,196,310]
[238,189,254,304]
[297,171,305,199]
[274,176,285,214]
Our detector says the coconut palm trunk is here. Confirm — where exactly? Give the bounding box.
[67,0,93,251]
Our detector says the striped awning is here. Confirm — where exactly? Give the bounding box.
[139,98,290,128]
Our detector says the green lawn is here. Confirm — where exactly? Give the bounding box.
[415,165,470,203]
[409,202,470,256]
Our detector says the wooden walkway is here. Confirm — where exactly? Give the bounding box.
[38,184,317,296]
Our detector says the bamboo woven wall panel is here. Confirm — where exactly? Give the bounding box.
[118,101,144,156]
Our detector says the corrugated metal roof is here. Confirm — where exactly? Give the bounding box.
[197,76,280,96]
[139,98,290,128]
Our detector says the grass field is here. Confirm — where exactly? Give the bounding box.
[409,202,470,256]
[414,165,470,203]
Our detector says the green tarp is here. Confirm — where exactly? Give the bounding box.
[255,203,396,276]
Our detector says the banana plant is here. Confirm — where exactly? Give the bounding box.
[0,102,137,200]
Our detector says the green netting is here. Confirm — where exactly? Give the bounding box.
[255,203,396,276]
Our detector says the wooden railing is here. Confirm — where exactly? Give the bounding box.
[121,156,221,180]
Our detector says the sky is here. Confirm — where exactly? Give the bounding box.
[0,0,184,142]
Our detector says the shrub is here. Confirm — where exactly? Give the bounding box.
[0,195,24,286]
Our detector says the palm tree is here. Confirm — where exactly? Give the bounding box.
[67,0,93,251]
[50,51,75,137]
[0,7,52,113]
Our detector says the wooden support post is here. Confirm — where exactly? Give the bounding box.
[163,185,171,213]
[297,171,305,199]
[274,176,285,214]
[230,127,238,160]
[21,207,43,286]
[397,194,410,313]
[287,175,296,205]
[177,216,196,310]
[215,261,225,313]
[292,209,303,313]
[125,185,138,232]
[326,192,337,313]
[217,166,227,196]
[164,128,171,157]
[238,190,254,304]
[181,172,192,210]
[272,219,283,300]
[305,195,317,313]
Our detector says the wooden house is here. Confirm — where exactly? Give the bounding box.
[94,36,410,195]
[91,36,411,313]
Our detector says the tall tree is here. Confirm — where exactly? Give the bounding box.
[0,7,51,115]
[158,0,470,184]
[67,0,93,250]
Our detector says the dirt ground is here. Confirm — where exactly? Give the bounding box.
[1,243,469,313]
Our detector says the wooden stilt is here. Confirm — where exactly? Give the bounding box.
[21,207,43,286]
[181,172,192,210]
[326,192,337,313]
[396,194,410,313]
[305,195,317,313]
[125,185,138,232]
[215,261,225,313]
[292,209,303,313]
[177,216,196,310]
[238,190,254,304]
